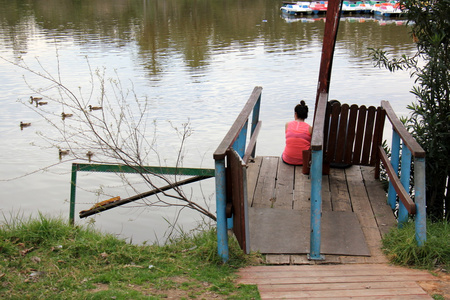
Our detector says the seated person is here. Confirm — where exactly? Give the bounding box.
[282,100,312,165]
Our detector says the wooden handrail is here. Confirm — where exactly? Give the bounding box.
[381,100,425,158]
[213,86,262,160]
[243,121,262,164]
[378,145,416,214]
[311,92,328,150]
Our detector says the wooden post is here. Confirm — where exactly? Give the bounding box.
[69,163,78,225]
[315,0,343,108]
[228,121,248,230]
[414,157,427,246]
[250,95,261,158]
[233,120,248,158]
[388,130,400,209]
[398,145,412,227]
[309,0,342,260]
[215,159,229,262]
[309,149,325,260]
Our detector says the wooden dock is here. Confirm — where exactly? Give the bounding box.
[237,264,439,299]
[246,156,397,264]
[239,160,440,298]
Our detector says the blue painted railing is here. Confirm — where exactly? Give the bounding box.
[309,92,328,260]
[309,97,427,260]
[213,86,262,262]
[308,0,343,260]
[380,100,426,246]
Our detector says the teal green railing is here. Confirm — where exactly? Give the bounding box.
[69,163,214,225]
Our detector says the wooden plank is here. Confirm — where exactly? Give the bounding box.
[213,86,262,159]
[292,170,331,211]
[329,168,352,211]
[265,296,432,300]
[257,281,423,292]
[311,92,328,151]
[321,175,332,212]
[274,161,295,209]
[325,103,341,162]
[259,287,430,299]
[228,149,247,252]
[293,167,311,210]
[378,146,416,214]
[370,107,386,167]
[252,156,279,208]
[361,166,397,237]
[246,156,262,207]
[315,0,343,104]
[241,269,436,278]
[352,105,367,164]
[239,264,438,274]
[238,274,437,285]
[361,106,376,165]
[243,120,262,164]
[381,100,425,158]
[322,103,332,152]
[344,104,358,164]
[335,104,349,163]
[345,166,385,259]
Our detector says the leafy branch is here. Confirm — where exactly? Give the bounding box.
[1,53,216,222]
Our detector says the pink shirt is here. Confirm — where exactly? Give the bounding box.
[282,121,311,165]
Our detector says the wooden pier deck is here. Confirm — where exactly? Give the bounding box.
[239,156,441,299]
[246,156,397,264]
[237,264,439,299]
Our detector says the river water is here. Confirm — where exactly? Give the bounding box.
[0,0,417,243]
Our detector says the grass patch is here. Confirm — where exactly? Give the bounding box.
[382,219,450,269]
[0,213,261,299]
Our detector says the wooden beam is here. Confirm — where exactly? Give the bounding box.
[311,92,328,150]
[315,0,343,107]
[378,145,416,214]
[243,121,262,164]
[214,86,262,160]
[381,100,425,158]
[79,175,214,219]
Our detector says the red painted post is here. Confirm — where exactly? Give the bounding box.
[315,0,343,109]
[309,0,343,260]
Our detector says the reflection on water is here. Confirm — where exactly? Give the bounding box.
[0,0,417,243]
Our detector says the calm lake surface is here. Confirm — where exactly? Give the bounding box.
[0,0,417,243]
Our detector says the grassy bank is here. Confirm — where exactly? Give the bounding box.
[0,213,261,299]
[382,220,450,270]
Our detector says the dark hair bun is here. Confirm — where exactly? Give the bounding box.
[295,101,309,119]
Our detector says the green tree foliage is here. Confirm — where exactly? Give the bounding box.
[370,0,449,220]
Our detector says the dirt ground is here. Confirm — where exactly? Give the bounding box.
[419,269,450,300]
